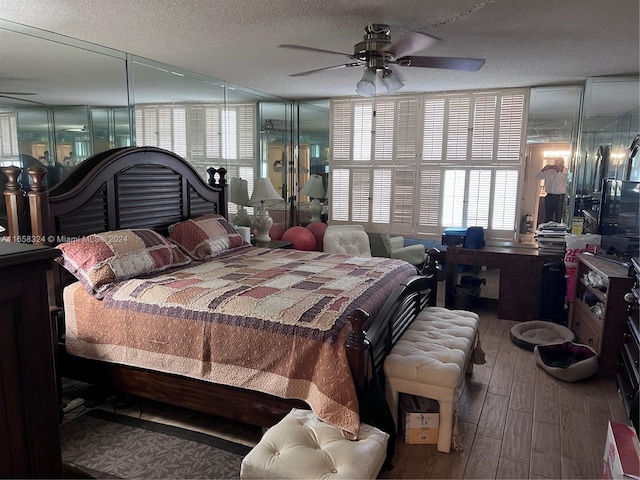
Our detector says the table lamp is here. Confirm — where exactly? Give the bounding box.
[300,174,326,223]
[249,177,283,242]
[229,177,251,227]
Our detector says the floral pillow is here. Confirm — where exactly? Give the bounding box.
[168,214,247,260]
[56,228,191,298]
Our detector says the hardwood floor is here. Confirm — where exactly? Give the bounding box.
[62,299,629,479]
[379,305,628,480]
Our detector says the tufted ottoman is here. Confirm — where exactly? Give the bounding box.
[384,307,481,453]
[240,408,389,479]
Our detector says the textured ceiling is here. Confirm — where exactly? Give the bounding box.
[0,0,638,101]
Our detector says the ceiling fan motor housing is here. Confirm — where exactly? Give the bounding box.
[354,23,391,69]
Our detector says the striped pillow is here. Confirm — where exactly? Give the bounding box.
[56,228,191,298]
[168,214,247,260]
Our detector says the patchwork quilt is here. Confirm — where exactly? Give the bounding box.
[64,246,416,438]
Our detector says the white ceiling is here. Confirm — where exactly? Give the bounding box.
[0,0,638,101]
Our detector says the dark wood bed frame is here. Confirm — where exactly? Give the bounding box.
[3,146,436,429]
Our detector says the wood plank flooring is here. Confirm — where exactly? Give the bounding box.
[379,305,625,480]
[62,299,628,479]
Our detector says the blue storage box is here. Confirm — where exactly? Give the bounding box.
[442,227,467,246]
[464,226,485,249]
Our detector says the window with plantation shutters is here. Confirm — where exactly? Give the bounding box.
[329,88,527,239]
[135,103,256,186]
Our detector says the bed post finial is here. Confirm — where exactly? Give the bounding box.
[2,165,28,241]
[206,167,227,186]
[346,308,372,392]
[26,166,48,244]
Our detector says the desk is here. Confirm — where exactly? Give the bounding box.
[445,245,560,320]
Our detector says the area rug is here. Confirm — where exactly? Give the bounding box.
[59,409,251,479]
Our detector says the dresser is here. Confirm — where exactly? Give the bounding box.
[619,257,639,432]
[0,242,62,478]
[570,253,634,377]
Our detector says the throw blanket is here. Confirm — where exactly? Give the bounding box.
[64,247,415,438]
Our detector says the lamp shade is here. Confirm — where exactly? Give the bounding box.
[356,69,376,97]
[249,177,282,206]
[382,69,404,94]
[229,177,250,206]
[300,174,326,199]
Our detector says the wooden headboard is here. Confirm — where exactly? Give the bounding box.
[23,146,227,243]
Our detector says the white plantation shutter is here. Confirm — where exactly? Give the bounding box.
[396,98,419,162]
[471,95,496,161]
[353,102,373,161]
[351,168,371,222]
[492,169,519,230]
[221,109,237,159]
[331,101,351,162]
[373,100,394,162]
[393,168,416,230]
[0,113,19,157]
[172,108,187,156]
[418,168,441,230]
[372,169,392,224]
[446,97,470,161]
[497,94,525,161]
[189,106,206,158]
[134,109,143,144]
[331,168,350,221]
[466,169,491,228]
[205,107,221,158]
[422,98,445,161]
[441,169,466,228]
[237,105,254,160]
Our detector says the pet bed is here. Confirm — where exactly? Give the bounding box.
[534,341,599,382]
[510,320,575,351]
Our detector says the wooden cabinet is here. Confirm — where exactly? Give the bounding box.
[618,257,639,432]
[570,253,634,377]
[0,242,62,478]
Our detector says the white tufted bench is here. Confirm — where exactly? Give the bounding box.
[384,306,481,453]
[240,408,389,479]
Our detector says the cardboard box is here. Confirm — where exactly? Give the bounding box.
[603,421,640,479]
[405,428,439,445]
[400,394,439,444]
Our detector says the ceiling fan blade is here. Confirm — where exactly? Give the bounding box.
[397,55,486,71]
[0,91,37,95]
[289,62,361,77]
[382,32,439,59]
[279,44,355,59]
[0,95,45,105]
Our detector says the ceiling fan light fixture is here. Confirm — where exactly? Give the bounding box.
[356,68,377,97]
[382,69,404,94]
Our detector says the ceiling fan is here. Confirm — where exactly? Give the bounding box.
[280,24,485,96]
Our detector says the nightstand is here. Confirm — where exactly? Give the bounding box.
[251,239,293,249]
[0,242,62,478]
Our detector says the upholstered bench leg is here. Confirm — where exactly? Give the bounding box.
[437,400,454,453]
[385,385,400,428]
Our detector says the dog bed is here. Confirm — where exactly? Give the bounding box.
[510,320,575,351]
[534,341,599,382]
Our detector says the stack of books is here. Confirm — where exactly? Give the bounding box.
[535,222,569,255]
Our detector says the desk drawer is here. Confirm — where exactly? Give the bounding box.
[572,299,602,352]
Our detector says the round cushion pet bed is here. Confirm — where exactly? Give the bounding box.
[534,341,599,382]
[510,320,575,351]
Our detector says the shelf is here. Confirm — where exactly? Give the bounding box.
[578,277,607,303]
[573,297,604,329]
